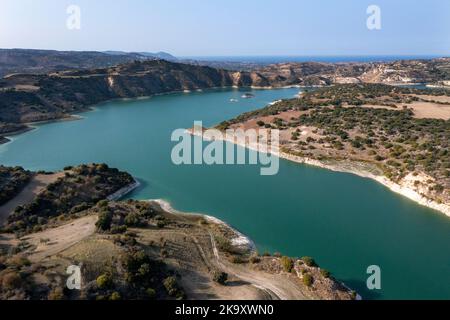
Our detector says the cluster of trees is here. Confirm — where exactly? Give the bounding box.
[297,105,449,186]
[3,164,134,234]
[0,166,32,206]
[219,84,450,130]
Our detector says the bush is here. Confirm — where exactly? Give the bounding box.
[280,256,294,273]
[1,271,22,290]
[156,220,167,228]
[211,270,228,285]
[163,276,182,297]
[230,256,247,264]
[48,287,65,300]
[110,225,127,234]
[320,269,331,278]
[110,292,121,300]
[302,273,314,287]
[97,200,109,208]
[125,213,140,227]
[301,256,317,267]
[96,211,112,231]
[96,273,113,290]
[215,236,233,253]
[146,288,156,300]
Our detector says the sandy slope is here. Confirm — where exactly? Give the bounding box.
[21,215,98,262]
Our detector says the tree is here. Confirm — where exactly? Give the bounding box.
[96,211,112,231]
[301,256,317,267]
[302,273,313,287]
[146,288,156,300]
[96,273,113,289]
[211,270,228,285]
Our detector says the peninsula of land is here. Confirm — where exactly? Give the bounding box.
[0,164,356,300]
[213,84,450,216]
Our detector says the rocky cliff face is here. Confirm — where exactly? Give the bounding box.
[0,60,241,126]
[0,58,449,137]
[255,58,450,86]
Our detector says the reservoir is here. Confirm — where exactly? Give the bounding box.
[0,87,449,299]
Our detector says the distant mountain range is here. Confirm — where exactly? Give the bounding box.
[0,49,177,77]
[103,50,177,61]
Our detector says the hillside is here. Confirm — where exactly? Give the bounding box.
[0,166,32,206]
[255,58,450,86]
[0,56,449,144]
[0,49,164,77]
[0,59,273,137]
[0,165,356,300]
[217,84,450,215]
[2,164,135,235]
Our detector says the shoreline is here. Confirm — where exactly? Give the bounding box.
[0,85,300,142]
[190,130,450,217]
[150,199,256,251]
[107,179,141,201]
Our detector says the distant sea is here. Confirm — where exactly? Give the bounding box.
[182,55,444,64]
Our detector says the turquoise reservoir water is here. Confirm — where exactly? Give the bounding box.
[0,88,449,300]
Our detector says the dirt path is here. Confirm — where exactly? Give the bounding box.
[151,204,307,300]
[208,232,309,300]
[0,173,64,224]
[22,215,97,262]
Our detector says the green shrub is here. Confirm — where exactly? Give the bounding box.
[302,273,313,287]
[96,273,113,289]
[215,236,233,253]
[48,287,65,300]
[280,256,294,272]
[97,200,109,208]
[146,288,156,300]
[96,211,113,231]
[211,270,228,285]
[163,276,179,297]
[301,256,317,267]
[320,269,331,278]
[124,213,140,227]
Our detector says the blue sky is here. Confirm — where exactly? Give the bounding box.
[0,0,449,56]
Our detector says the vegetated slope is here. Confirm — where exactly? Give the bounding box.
[0,166,32,206]
[0,60,271,135]
[0,49,155,77]
[2,164,134,235]
[0,198,356,300]
[218,84,450,209]
[0,57,448,142]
